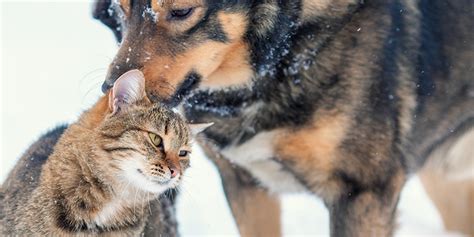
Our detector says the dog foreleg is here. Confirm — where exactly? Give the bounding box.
[199,140,282,237]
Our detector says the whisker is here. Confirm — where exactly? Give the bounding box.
[133,184,139,215]
[81,80,104,103]
[147,192,153,215]
[80,68,107,84]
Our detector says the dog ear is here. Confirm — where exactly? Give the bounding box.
[109,70,146,114]
[92,0,122,42]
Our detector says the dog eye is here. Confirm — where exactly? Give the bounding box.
[168,8,194,21]
[178,150,189,157]
[148,132,163,149]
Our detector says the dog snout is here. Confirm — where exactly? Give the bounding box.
[102,39,147,92]
[102,78,114,92]
[102,59,143,92]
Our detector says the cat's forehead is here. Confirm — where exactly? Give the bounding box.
[146,105,190,141]
[102,103,190,144]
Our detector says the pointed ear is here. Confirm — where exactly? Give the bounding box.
[109,69,146,114]
[92,0,122,42]
[189,122,214,136]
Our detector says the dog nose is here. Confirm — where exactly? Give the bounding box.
[103,47,143,93]
[102,66,142,92]
[102,69,125,93]
[102,79,113,92]
[170,167,179,178]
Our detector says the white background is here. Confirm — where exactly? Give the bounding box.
[0,1,463,236]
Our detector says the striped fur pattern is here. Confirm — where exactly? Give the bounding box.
[0,74,192,235]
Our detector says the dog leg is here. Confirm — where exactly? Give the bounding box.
[199,140,282,237]
[220,170,281,237]
[420,169,474,236]
[419,128,474,236]
[327,171,405,237]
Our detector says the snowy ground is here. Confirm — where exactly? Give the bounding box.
[0,1,464,236]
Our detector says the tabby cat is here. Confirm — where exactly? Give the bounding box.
[0,70,209,236]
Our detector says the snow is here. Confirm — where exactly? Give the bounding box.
[0,2,464,236]
[143,7,159,23]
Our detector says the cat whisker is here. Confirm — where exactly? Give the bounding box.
[147,192,153,215]
[181,173,193,179]
[173,185,196,207]
[133,184,139,215]
[81,81,105,104]
[79,70,107,103]
[79,68,107,84]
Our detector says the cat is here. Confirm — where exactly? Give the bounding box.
[0,70,210,236]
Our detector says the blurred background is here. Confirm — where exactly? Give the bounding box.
[0,1,463,236]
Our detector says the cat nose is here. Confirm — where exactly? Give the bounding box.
[170,167,179,178]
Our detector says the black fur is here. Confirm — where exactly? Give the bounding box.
[93,0,474,235]
[164,72,202,107]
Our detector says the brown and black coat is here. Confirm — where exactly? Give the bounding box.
[71,0,474,236]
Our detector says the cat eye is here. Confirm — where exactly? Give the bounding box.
[148,132,163,149]
[168,7,194,21]
[178,150,189,157]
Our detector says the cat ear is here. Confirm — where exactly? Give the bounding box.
[109,69,146,114]
[189,122,214,136]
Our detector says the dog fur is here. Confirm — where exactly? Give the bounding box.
[94,0,474,236]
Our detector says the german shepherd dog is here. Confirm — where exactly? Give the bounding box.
[94,0,473,236]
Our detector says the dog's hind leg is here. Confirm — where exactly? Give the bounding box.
[199,140,282,237]
[419,128,474,236]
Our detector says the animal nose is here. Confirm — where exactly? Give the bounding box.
[170,167,179,178]
[102,46,143,92]
[102,65,141,93]
[102,79,114,92]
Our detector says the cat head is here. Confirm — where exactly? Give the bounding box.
[97,70,211,194]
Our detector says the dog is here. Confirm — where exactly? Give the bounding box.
[94,0,474,236]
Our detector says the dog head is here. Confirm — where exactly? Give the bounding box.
[94,0,360,106]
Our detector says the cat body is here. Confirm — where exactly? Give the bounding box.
[1,71,202,236]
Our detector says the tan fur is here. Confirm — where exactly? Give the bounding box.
[301,0,332,19]
[232,187,281,237]
[142,40,228,98]
[152,0,203,11]
[419,129,474,236]
[150,0,206,34]
[275,113,349,201]
[217,12,248,40]
[2,88,192,235]
[420,167,474,236]
[80,95,110,129]
[252,3,279,38]
[119,0,130,17]
[200,141,282,237]
[139,12,251,97]
[202,41,253,89]
[201,13,252,88]
[301,0,358,22]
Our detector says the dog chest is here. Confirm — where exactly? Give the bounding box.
[221,131,307,193]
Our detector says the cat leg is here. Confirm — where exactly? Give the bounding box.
[200,141,282,237]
